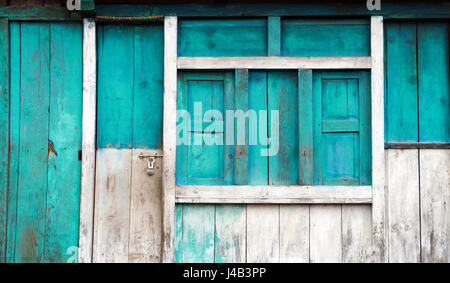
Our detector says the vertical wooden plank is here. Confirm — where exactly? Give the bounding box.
[298,69,313,185]
[45,22,82,263]
[14,23,50,263]
[420,149,450,263]
[387,149,420,263]
[96,24,134,149]
[215,205,246,263]
[248,71,268,185]
[174,205,183,263]
[268,16,281,56]
[310,205,342,263]
[247,205,279,263]
[371,16,387,263]
[234,69,249,185]
[162,16,177,263]
[181,205,215,263]
[128,149,163,263]
[359,71,372,185]
[93,149,132,263]
[6,22,20,263]
[342,205,372,263]
[279,205,309,263]
[78,18,96,264]
[133,24,164,149]
[268,71,298,185]
[385,22,418,142]
[0,17,8,263]
[417,22,450,142]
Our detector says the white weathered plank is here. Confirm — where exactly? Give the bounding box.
[128,149,163,263]
[279,205,309,263]
[214,205,247,263]
[342,205,373,263]
[247,205,280,263]
[162,16,177,263]
[420,149,450,263]
[178,56,371,70]
[370,15,387,263]
[310,205,342,263]
[176,185,372,204]
[387,149,420,263]
[78,18,96,264]
[93,149,132,263]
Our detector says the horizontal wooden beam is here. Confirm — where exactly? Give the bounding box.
[96,2,450,19]
[176,185,373,204]
[385,142,450,149]
[0,7,82,21]
[178,56,372,70]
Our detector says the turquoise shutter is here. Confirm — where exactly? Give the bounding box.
[312,71,371,185]
[177,72,234,185]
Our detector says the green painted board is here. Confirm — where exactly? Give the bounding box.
[178,19,268,57]
[281,19,370,56]
[268,16,281,56]
[97,24,164,149]
[0,18,9,263]
[385,22,418,142]
[417,22,450,142]
[45,23,82,263]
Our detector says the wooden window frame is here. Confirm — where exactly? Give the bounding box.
[78,16,386,262]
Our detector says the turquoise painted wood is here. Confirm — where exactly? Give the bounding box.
[385,22,418,142]
[298,69,314,185]
[248,71,269,185]
[97,23,164,149]
[417,23,450,142]
[268,71,299,185]
[0,18,9,263]
[234,69,249,185]
[96,2,450,19]
[268,16,281,56]
[313,72,371,185]
[6,22,20,263]
[176,72,234,185]
[281,19,370,56]
[45,23,83,263]
[6,22,82,263]
[178,19,268,57]
[385,21,450,143]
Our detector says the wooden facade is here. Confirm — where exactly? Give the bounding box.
[0,1,449,263]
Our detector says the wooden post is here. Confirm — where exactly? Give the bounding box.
[370,15,387,263]
[78,18,96,263]
[162,16,177,263]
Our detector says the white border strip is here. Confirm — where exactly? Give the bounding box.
[370,16,387,263]
[176,185,373,204]
[178,56,372,69]
[162,16,178,263]
[78,18,96,264]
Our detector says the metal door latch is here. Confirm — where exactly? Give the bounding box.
[139,152,163,176]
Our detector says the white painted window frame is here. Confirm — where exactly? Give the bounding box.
[78,16,386,262]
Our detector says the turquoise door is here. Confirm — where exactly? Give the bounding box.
[4,22,83,263]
